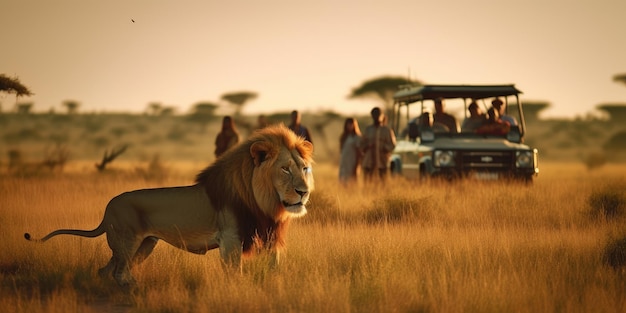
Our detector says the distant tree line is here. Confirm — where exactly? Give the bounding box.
[3,72,626,123]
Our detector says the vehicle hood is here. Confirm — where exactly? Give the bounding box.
[395,137,532,152]
[425,137,531,150]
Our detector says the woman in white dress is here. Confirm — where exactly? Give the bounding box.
[339,118,362,184]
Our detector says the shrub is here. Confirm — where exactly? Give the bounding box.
[167,126,187,141]
[583,152,606,171]
[109,127,128,139]
[603,131,626,151]
[588,187,625,220]
[135,154,168,182]
[603,236,626,271]
[3,128,42,142]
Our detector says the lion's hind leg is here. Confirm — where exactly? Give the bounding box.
[98,257,115,278]
[133,236,159,265]
[97,238,156,286]
[106,233,145,287]
[98,234,156,282]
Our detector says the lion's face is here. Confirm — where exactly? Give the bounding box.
[251,140,314,220]
[273,147,313,216]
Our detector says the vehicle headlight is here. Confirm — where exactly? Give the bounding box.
[516,151,533,168]
[434,150,456,167]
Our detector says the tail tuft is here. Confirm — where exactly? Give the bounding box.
[24,233,32,240]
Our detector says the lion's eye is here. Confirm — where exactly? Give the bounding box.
[303,167,311,174]
[281,167,290,175]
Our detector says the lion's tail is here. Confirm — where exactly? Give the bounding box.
[24,222,106,242]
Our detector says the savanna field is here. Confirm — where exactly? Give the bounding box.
[1,114,626,312]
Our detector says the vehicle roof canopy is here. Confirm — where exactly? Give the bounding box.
[394,84,522,104]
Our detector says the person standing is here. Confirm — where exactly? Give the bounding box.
[360,107,396,182]
[214,116,240,158]
[339,117,362,184]
[288,110,313,143]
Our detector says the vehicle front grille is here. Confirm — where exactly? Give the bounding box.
[459,151,514,170]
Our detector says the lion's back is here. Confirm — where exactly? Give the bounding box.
[105,185,216,230]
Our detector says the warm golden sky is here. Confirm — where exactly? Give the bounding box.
[2,0,625,118]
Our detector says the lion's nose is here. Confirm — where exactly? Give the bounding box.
[295,189,308,197]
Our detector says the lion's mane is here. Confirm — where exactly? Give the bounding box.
[195,124,314,254]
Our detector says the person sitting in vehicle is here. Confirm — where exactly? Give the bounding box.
[461,101,487,132]
[491,98,518,126]
[420,112,449,134]
[433,98,460,133]
[476,107,510,135]
[402,112,448,140]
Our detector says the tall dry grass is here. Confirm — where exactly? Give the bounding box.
[1,162,626,313]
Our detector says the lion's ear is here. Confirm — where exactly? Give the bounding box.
[250,141,273,166]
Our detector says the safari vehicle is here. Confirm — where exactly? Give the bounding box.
[389,84,539,182]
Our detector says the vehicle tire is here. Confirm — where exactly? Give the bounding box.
[390,156,402,175]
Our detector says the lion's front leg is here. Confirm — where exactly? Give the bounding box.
[218,235,242,272]
[216,209,242,272]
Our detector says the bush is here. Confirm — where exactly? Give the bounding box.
[589,187,625,220]
[583,152,607,171]
[167,126,187,141]
[3,128,42,142]
[135,154,168,182]
[603,131,626,151]
[603,236,626,271]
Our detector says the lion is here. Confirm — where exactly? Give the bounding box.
[24,124,314,286]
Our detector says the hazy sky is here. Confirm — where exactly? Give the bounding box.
[2,0,626,118]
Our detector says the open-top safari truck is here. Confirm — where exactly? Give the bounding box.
[389,84,539,182]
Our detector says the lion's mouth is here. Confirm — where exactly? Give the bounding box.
[282,200,303,208]
[282,201,307,216]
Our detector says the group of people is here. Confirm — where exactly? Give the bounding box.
[213,110,313,158]
[338,107,396,185]
[337,97,519,184]
[342,98,518,183]
[215,99,515,185]
[402,97,519,139]
[461,98,518,135]
[400,98,461,138]
[214,107,397,186]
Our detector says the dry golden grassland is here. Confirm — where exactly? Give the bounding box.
[1,162,626,313]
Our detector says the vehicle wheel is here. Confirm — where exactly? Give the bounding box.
[390,158,402,175]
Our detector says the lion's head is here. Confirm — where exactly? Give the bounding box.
[197,124,314,221]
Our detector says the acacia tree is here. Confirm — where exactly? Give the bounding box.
[146,102,162,116]
[613,73,626,86]
[220,91,258,116]
[0,74,33,110]
[62,100,80,114]
[348,76,420,125]
[188,102,218,132]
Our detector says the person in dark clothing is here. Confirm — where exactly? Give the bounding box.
[433,98,460,133]
[288,110,313,143]
[214,116,240,158]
